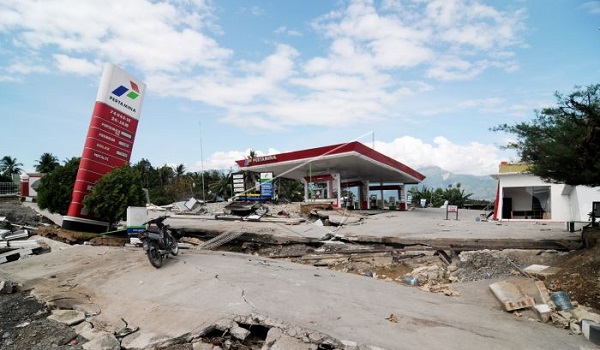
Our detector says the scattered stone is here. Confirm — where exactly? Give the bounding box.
[263,327,283,349]
[533,304,552,323]
[0,280,16,294]
[569,319,582,335]
[229,323,250,341]
[80,327,109,341]
[454,250,521,282]
[48,309,86,326]
[82,332,121,350]
[570,307,600,324]
[74,321,94,335]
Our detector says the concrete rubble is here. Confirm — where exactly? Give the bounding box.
[487,277,600,345]
[0,227,47,264]
[3,200,600,348]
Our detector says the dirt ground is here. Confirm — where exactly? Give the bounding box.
[1,199,600,349]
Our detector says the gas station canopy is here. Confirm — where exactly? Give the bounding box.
[235,141,425,184]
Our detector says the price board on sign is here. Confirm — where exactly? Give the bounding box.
[446,205,459,220]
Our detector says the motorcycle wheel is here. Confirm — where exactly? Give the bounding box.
[147,241,163,268]
[168,232,179,256]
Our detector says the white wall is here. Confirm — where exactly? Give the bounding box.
[497,173,600,221]
[570,186,600,221]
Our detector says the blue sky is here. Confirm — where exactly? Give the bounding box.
[1,0,599,176]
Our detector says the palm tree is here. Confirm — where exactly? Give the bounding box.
[158,165,174,188]
[35,153,59,173]
[174,164,186,178]
[208,171,232,201]
[0,156,23,179]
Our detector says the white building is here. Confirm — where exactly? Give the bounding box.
[492,163,600,227]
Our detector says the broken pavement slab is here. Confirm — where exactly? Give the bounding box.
[1,245,593,350]
[489,278,552,312]
[523,264,562,280]
[48,309,86,326]
[81,332,121,350]
[489,280,535,311]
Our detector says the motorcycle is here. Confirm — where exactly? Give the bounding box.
[137,216,179,268]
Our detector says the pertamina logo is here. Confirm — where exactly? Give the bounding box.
[109,81,140,113]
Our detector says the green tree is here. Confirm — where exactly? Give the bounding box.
[276,177,304,202]
[83,164,145,229]
[493,84,600,186]
[37,157,80,215]
[35,152,59,173]
[443,183,473,207]
[408,186,443,207]
[132,158,153,188]
[208,171,232,201]
[0,156,23,179]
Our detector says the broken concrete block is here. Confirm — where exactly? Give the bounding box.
[489,280,536,311]
[263,327,284,349]
[569,319,582,335]
[533,304,552,323]
[570,307,600,323]
[582,319,600,345]
[82,332,120,350]
[4,230,29,241]
[48,309,86,326]
[0,229,11,239]
[213,318,234,332]
[0,280,15,294]
[229,323,250,341]
[266,333,316,350]
[74,321,93,335]
[522,264,561,280]
[80,327,109,341]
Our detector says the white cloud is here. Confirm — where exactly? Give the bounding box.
[374,136,503,176]
[196,137,505,176]
[191,147,281,172]
[0,0,527,131]
[0,0,229,75]
[53,55,100,76]
[275,26,303,37]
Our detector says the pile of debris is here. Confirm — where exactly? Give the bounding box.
[0,222,46,265]
[487,277,600,344]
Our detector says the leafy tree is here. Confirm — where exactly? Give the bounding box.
[132,158,153,188]
[408,186,443,207]
[443,183,473,207]
[493,84,600,186]
[35,152,59,173]
[83,164,145,229]
[409,184,472,208]
[276,177,304,202]
[0,156,23,179]
[37,157,80,215]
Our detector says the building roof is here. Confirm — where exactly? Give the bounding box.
[235,141,425,184]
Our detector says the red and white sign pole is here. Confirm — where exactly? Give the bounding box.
[62,63,146,232]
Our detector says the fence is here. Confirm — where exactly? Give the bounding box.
[0,182,19,195]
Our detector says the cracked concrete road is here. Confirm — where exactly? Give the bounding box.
[0,244,591,350]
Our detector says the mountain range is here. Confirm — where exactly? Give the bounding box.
[414,166,497,201]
